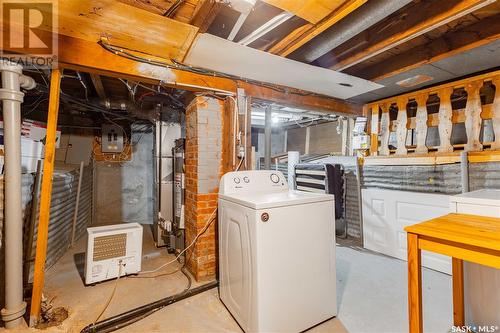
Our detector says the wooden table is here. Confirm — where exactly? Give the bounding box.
[404,213,500,333]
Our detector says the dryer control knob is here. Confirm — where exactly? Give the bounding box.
[270,173,280,184]
[234,177,241,184]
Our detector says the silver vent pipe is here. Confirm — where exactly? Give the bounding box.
[289,0,413,64]
[0,61,36,328]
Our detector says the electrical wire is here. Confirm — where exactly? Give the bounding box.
[138,208,217,275]
[94,261,125,324]
[98,39,315,97]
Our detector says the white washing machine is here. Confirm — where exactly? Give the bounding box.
[450,189,500,327]
[218,170,337,333]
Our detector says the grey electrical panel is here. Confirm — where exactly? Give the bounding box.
[101,124,124,153]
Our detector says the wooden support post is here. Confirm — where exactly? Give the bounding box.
[452,258,465,326]
[415,94,429,154]
[464,80,483,152]
[29,69,62,326]
[370,104,379,156]
[379,104,390,156]
[437,87,454,153]
[491,76,500,150]
[407,233,423,333]
[395,98,408,155]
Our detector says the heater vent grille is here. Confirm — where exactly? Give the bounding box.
[93,233,127,261]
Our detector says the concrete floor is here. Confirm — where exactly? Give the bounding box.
[4,227,452,333]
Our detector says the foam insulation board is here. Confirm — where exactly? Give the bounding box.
[184,34,384,100]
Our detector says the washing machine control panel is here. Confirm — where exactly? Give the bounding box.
[220,170,288,194]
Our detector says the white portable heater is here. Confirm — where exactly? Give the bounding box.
[85,223,143,284]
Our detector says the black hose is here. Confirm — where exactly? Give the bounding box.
[80,280,218,333]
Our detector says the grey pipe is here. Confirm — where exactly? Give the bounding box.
[460,151,469,193]
[71,162,85,246]
[290,0,413,63]
[0,61,36,328]
[264,105,272,170]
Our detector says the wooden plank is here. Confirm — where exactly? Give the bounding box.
[267,0,367,57]
[331,0,495,70]
[437,87,454,153]
[52,34,361,115]
[452,258,465,327]
[358,14,500,81]
[407,233,423,333]
[89,74,107,100]
[395,97,408,155]
[464,80,483,152]
[492,76,500,150]
[35,0,199,61]
[415,94,428,154]
[379,104,390,156]
[29,69,62,326]
[190,0,223,33]
[261,0,347,24]
[370,104,379,156]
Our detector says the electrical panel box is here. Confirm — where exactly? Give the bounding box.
[85,223,143,284]
[101,124,124,153]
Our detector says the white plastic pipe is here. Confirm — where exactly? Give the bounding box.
[0,61,35,329]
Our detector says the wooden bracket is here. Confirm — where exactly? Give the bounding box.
[414,94,429,154]
[395,98,409,155]
[464,80,484,152]
[437,87,454,153]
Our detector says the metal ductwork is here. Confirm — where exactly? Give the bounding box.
[289,0,413,64]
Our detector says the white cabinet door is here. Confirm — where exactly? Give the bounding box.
[362,188,452,274]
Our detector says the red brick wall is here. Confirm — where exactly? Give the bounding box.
[184,96,225,281]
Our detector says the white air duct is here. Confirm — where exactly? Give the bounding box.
[0,61,36,329]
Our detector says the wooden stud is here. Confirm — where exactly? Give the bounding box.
[395,98,408,155]
[370,104,379,156]
[29,69,62,326]
[437,87,454,153]
[89,74,106,100]
[407,233,423,333]
[452,258,465,326]
[379,104,390,156]
[491,76,500,150]
[464,80,484,152]
[415,94,429,154]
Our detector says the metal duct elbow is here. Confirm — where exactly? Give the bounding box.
[289,0,413,64]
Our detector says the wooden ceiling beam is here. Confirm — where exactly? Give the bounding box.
[90,74,107,100]
[55,34,361,115]
[190,0,224,33]
[354,14,500,81]
[267,0,367,57]
[330,0,496,71]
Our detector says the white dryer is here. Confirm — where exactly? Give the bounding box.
[218,170,337,333]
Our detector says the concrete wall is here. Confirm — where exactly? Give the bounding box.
[253,128,286,160]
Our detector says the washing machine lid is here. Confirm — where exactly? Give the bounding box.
[450,189,500,206]
[219,190,333,210]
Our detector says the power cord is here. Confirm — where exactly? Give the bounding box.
[94,261,125,323]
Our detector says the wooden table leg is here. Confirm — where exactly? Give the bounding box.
[408,233,423,333]
[452,258,465,326]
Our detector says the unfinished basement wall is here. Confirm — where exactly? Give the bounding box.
[286,122,343,155]
[184,96,226,281]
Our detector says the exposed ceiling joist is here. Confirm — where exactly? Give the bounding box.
[330,0,497,71]
[90,74,107,100]
[261,0,346,24]
[238,11,294,46]
[267,0,367,57]
[356,14,500,81]
[190,0,224,32]
[53,34,361,115]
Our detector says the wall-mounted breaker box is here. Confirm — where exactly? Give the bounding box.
[101,124,124,153]
[85,223,143,284]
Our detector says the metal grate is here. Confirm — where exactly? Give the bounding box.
[93,234,127,261]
